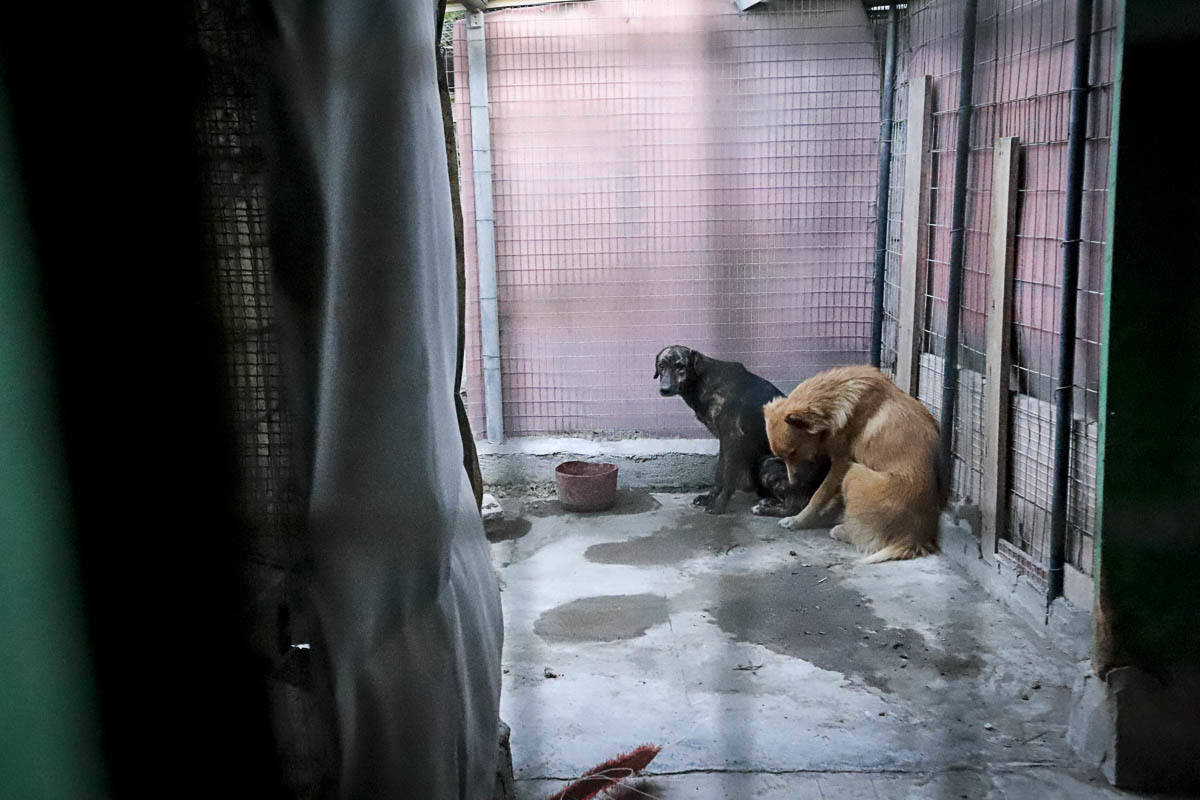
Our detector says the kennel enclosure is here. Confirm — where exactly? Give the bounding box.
[451,0,1113,599]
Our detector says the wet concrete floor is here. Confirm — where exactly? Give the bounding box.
[489,492,1161,800]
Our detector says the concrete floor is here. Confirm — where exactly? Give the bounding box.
[487,491,1168,800]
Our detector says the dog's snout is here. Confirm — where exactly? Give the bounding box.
[659,387,675,396]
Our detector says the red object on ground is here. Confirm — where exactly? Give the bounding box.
[543,744,662,800]
[554,461,619,512]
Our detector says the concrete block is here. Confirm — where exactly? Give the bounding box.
[1069,665,1200,793]
[481,493,504,522]
[1067,665,1116,784]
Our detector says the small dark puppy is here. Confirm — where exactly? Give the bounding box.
[654,344,827,514]
[755,453,829,517]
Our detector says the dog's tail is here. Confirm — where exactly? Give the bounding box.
[859,539,939,565]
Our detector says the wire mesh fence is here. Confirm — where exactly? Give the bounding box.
[195,0,299,569]
[453,0,885,438]
[874,6,911,379]
[906,0,981,503]
[897,0,1114,577]
[194,2,327,796]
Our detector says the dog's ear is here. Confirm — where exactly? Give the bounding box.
[785,411,824,432]
[690,350,708,376]
[653,364,661,379]
[762,396,786,418]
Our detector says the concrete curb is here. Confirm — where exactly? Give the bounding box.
[479,437,718,493]
[938,513,1092,662]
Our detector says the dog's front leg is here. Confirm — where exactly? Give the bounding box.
[704,487,730,515]
[705,444,750,515]
[779,459,848,530]
[693,448,725,509]
[703,452,734,515]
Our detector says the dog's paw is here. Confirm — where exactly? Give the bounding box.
[692,492,714,508]
[779,516,800,530]
[829,524,850,543]
[751,499,782,517]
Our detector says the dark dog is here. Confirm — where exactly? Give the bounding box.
[654,345,827,515]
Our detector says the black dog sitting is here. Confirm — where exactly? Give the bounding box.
[654,344,828,515]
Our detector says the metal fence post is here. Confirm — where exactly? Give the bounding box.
[467,10,504,443]
[938,0,979,472]
[870,4,899,368]
[1048,0,1096,608]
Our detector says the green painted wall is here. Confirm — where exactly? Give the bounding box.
[0,85,105,799]
[1095,0,1200,676]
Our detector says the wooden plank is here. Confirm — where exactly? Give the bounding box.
[981,136,1020,564]
[895,76,933,395]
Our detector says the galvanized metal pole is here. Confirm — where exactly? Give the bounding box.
[870,4,899,368]
[938,0,979,472]
[1048,0,1095,609]
[466,10,504,443]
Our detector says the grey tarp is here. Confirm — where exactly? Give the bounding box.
[258,1,504,796]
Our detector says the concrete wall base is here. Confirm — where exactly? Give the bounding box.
[478,437,718,493]
[937,514,1092,663]
[1067,666,1200,793]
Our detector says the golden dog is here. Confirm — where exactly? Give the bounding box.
[763,365,947,563]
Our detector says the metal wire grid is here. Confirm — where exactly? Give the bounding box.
[194,4,329,795]
[454,0,884,438]
[873,8,912,379]
[443,10,463,101]
[1063,0,1115,577]
[194,0,299,567]
[905,0,974,499]
[907,0,1114,576]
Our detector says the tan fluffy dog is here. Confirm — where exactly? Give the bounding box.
[762,365,947,563]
